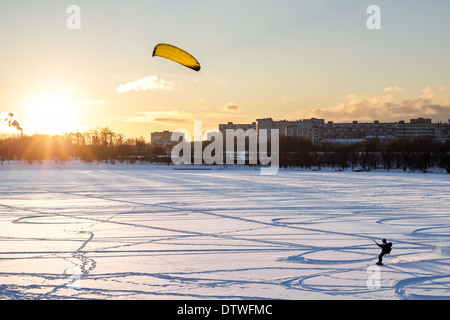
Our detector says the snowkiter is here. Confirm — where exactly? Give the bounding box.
[375,239,392,265]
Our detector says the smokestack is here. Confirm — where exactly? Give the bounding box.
[2,112,23,136]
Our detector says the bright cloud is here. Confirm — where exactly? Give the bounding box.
[125,110,193,124]
[307,86,450,122]
[116,75,173,93]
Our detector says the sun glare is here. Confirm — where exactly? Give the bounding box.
[25,95,79,136]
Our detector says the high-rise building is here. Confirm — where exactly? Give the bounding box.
[217,117,450,143]
[151,130,185,147]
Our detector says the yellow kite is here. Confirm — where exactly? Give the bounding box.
[152,43,201,72]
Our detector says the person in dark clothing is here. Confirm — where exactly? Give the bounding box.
[375,239,392,265]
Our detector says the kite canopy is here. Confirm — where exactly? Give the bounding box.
[152,43,201,72]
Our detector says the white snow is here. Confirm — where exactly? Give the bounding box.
[0,161,449,300]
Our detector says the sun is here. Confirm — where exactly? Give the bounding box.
[25,95,79,135]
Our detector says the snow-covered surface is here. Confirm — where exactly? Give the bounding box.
[0,162,449,300]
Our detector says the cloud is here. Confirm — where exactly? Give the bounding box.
[307,86,450,122]
[384,86,403,94]
[223,103,241,112]
[116,75,173,93]
[125,110,193,125]
[281,95,296,102]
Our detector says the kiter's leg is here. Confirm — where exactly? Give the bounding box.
[377,252,384,264]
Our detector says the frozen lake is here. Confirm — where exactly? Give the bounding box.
[1,163,449,300]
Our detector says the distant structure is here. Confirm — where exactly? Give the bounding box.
[151,130,184,148]
[219,117,450,143]
[153,117,450,148]
[218,122,256,135]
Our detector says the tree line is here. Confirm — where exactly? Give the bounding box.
[278,136,450,173]
[0,127,449,173]
[0,127,167,165]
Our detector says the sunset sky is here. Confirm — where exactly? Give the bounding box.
[1,0,450,138]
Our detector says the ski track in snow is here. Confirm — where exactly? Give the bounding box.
[0,165,449,300]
